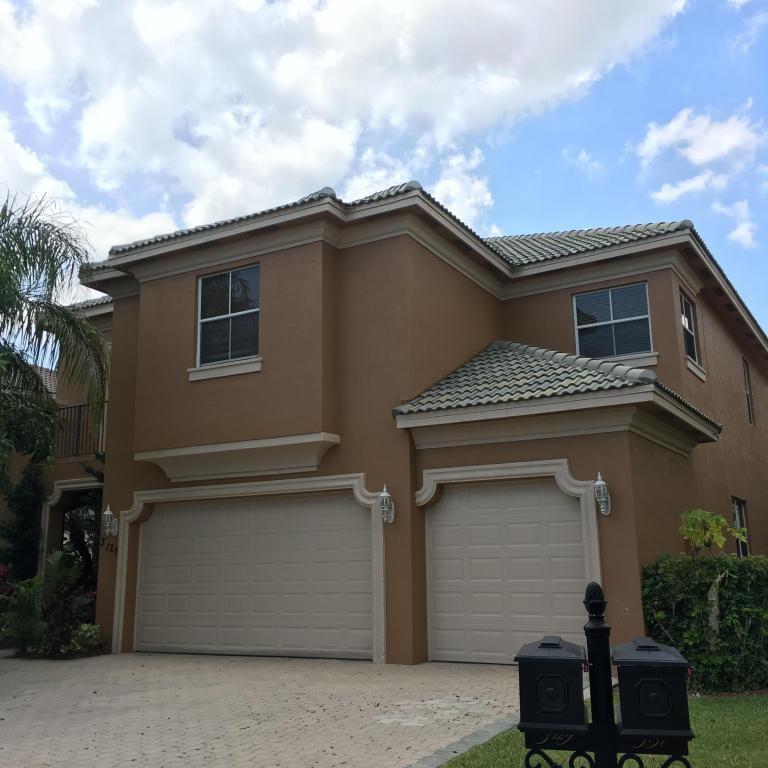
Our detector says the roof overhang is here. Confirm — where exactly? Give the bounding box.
[507,229,768,361]
[395,385,720,457]
[85,189,513,288]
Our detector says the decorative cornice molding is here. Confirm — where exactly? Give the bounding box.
[134,432,341,483]
[408,405,698,457]
[415,458,602,585]
[500,247,703,300]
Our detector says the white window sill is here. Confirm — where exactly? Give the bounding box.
[188,356,262,381]
[605,352,658,368]
[685,356,706,382]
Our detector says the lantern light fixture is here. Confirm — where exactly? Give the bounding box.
[379,485,395,524]
[594,472,611,516]
[102,505,118,537]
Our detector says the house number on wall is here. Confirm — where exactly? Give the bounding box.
[100,537,118,554]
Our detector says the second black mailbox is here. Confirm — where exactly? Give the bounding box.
[612,637,693,741]
[515,635,587,736]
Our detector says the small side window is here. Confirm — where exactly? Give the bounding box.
[743,358,755,425]
[731,497,750,557]
[680,292,698,363]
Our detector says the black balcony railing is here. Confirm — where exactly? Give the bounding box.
[56,402,107,458]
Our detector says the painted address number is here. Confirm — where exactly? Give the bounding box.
[100,537,118,554]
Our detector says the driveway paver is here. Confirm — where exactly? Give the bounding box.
[0,653,519,768]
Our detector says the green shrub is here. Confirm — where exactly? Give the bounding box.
[0,462,45,581]
[643,554,768,692]
[62,623,102,655]
[0,550,95,656]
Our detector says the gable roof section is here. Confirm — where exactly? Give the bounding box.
[393,341,721,437]
[485,222,692,267]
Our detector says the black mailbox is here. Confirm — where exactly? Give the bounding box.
[612,637,693,743]
[514,635,587,736]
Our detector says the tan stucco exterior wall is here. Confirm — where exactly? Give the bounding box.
[28,226,768,664]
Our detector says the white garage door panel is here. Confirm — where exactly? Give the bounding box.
[137,493,372,658]
[428,479,588,663]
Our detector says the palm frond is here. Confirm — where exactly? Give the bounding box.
[31,302,109,406]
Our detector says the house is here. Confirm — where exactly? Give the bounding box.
[32,181,767,664]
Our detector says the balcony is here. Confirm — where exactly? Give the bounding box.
[56,402,107,459]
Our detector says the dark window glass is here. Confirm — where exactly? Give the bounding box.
[578,325,614,357]
[230,265,260,314]
[200,317,230,364]
[614,319,651,356]
[743,359,755,425]
[574,282,650,358]
[230,312,259,359]
[681,294,698,362]
[575,291,611,325]
[732,497,750,557]
[200,273,230,319]
[612,284,647,320]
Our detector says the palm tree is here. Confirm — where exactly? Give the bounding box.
[0,193,109,485]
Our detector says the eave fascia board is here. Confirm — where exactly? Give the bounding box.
[394,387,657,428]
[500,248,704,301]
[97,190,514,282]
[685,235,768,357]
[506,231,694,280]
[105,199,347,268]
[395,385,718,444]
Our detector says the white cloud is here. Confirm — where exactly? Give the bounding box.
[562,147,604,177]
[0,111,177,261]
[650,170,728,203]
[637,106,763,168]
[712,199,757,248]
[732,10,768,53]
[726,0,752,8]
[0,0,687,246]
[432,148,493,228]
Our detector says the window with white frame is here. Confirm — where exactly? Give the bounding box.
[574,283,651,358]
[198,265,260,366]
[732,496,750,557]
[680,292,699,362]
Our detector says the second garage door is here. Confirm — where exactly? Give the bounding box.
[136,493,372,659]
[428,478,589,663]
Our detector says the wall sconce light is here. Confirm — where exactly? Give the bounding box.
[379,485,395,524]
[594,472,611,516]
[102,505,119,537]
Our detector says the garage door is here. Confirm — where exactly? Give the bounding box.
[427,478,588,663]
[136,493,372,658]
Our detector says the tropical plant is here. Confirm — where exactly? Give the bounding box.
[679,508,746,556]
[0,193,109,487]
[0,550,97,656]
[0,462,45,580]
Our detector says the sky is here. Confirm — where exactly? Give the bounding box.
[0,0,766,323]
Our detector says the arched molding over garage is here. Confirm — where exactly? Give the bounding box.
[111,473,384,662]
[415,458,601,584]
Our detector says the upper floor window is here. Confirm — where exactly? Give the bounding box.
[743,358,755,425]
[198,265,260,366]
[680,292,699,362]
[732,496,750,557]
[574,283,651,358]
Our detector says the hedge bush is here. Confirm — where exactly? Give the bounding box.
[643,554,768,692]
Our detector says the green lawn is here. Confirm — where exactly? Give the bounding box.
[447,695,767,768]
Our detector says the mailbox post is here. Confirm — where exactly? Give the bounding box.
[515,582,694,768]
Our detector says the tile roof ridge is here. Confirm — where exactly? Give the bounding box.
[503,341,657,383]
[485,220,692,242]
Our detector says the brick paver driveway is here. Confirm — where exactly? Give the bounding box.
[0,653,519,768]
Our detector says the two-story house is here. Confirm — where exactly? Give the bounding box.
[33,181,767,665]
